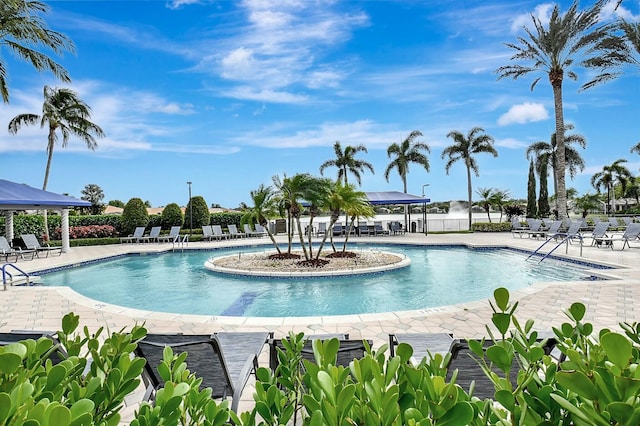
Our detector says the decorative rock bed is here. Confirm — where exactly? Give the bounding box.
[204,249,411,277]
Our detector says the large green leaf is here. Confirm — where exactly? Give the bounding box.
[601,332,632,370]
[436,401,474,426]
[556,371,599,400]
[493,287,510,311]
[0,352,23,375]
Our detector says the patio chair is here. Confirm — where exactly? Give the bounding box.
[389,332,454,363]
[445,336,557,400]
[20,234,63,258]
[373,221,388,236]
[157,226,181,243]
[357,222,370,236]
[212,225,230,240]
[587,221,611,247]
[315,222,327,237]
[227,224,246,239]
[0,331,66,365]
[332,223,344,236]
[119,226,146,244]
[137,226,161,243]
[596,223,640,250]
[135,333,267,412]
[243,223,262,237]
[537,220,562,239]
[254,224,268,236]
[202,225,215,241]
[0,236,35,262]
[389,221,405,235]
[269,334,370,373]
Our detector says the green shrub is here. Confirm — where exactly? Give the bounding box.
[121,198,149,236]
[147,214,162,228]
[210,212,244,227]
[471,221,512,232]
[184,196,209,229]
[161,203,183,229]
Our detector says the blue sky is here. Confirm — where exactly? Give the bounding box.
[1,0,639,209]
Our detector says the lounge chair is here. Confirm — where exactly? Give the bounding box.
[120,227,146,244]
[511,217,526,231]
[254,224,268,236]
[227,224,246,239]
[357,222,369,236]
[315,222,327,237]
[20,234,62,257]
[373,221,388,236]
[137,226,161,243]
[215,331,271,391]
[587,221,611,247]
[511,218,537,238]
[157,226,181,243]
[243,224,263,237]
[0,331,66,365]
[212,225,230,240]
[389,332,454,363]
[537,220,562,239]
[389,221,405,235]
[444,336,557,400]
[596,223,640,250]
[135,333,267,412]
[202,225,215,241]
[0,236,35,262]
[332,223,344,236]
[269,334,370,373]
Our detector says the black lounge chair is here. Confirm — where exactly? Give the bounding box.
[20,234,63,257]
[445,337,557,400]
[136,332,269,412]
[0,331,66,365]
[269,334,371,372]
[389,332,454,362]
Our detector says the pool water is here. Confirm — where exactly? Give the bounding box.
[41,245,605,317]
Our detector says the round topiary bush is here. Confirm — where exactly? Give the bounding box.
[184,196,209,230]
[121,197,149,236]
[161,203,184,229]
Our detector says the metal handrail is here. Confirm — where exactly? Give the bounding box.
[527,233,584,262]
[2,263,31,290]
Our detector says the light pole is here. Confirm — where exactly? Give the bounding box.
[422,184,430,235]
[187,181,193,237]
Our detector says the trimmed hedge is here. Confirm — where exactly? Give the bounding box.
[471,221,512,232]
[210,212,243,226]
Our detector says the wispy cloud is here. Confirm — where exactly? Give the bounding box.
[498,102,549,126]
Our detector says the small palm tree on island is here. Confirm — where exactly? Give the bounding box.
[442,127,498,230]
[242,184,282,255]
[384,130,431,230]
[496,0,626,220]
[8,85,105,238]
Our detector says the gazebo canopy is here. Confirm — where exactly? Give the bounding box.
[0,179,90,210]
[365,191,429,205]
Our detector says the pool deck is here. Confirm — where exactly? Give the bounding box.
[2,231,639,416]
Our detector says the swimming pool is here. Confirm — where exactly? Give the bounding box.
[41,244,608,317]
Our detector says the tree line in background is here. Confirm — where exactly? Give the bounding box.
[3,0,640,232]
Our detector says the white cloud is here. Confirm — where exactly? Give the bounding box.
[166,0,207,10]
[497,102,549,126]
[511,4,554,33]
[495,137,528,149]
[221,86,308,103]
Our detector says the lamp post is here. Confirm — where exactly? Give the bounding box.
[422,184,430,235]
[187,181,193,237]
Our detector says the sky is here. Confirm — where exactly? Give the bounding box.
[1,0,639,209]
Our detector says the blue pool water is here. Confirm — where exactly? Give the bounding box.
[41,245,607,317]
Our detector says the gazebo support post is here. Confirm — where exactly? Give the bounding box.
[4,211,14,242]
[61,209,71,253]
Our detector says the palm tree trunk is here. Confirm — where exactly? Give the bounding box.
[41,130,56,240]
[261,220,282,254]
[315,215,339,260]
[307,217,314,259]
[466,161,473,230]
[342,216,356,253]
[552,81,568,220]
[402,177,408,231]
[295,217,309,260]
[286,212,293,254]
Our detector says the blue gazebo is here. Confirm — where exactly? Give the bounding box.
[0,179,90,253]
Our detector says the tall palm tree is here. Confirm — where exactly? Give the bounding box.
[384,130,431,229]
[0,0,74,103]
[442,127,498,229]
[526,124,586,210]
[618,19,640,67]
[241,184,281,254]
[497,0,625,219]
[8,85,104,238]
[631,142,640,156]
[8,86,105,190]
[319,141,374,186]
[591,159,633,216]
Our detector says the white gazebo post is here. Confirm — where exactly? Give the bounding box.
[4,210,14,241]
[61,209,71,253]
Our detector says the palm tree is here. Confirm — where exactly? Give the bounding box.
[618,19,640,67]
[476,187,495,223]
[497,0,625,219]
[490,189,511,222]
[384,130,431,229]
[0,0,74,103]
[631,142,640,156]
[526,124,586,211]
[241,184,281,254]
[8,86,105,191]
[8,85,104,238]
[574,193,603,218]
[442,127,498,229]
[319,141,374,186]
[591,159,633,216]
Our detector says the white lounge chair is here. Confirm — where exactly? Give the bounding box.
[0,236,35,262]
[157,226,181,243]
[202,225,215,241]
[137,226,161,243]
[586,221,611,247]
[596,223,640,250]
[243,224,262,237]
[228,224,246,238]
[212,225,230,240]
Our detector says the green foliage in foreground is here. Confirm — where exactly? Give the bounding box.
[3,289,640,425]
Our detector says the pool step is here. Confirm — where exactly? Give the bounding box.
[5,275,42,287]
